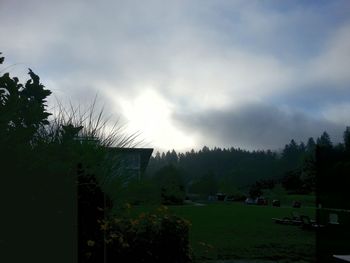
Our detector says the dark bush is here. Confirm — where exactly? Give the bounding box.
[88,207,193,263]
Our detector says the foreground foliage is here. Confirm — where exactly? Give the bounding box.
[0,53,192,263]
[94,206,192,263]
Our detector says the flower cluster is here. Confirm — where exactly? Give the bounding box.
[89,205,193,263]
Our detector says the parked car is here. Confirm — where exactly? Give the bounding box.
[272,199,280,207]
[226,195,235,202]
[226,194,246,202]
[245,197,256,205]
[216,193,226,201]
[256,197,268,205]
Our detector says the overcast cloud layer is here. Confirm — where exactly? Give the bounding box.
[1,0,350,151]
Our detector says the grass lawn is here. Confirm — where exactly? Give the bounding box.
[131,202,316,262]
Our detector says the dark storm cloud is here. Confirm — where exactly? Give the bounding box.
[268,83,350,115]
[174,103,345,150]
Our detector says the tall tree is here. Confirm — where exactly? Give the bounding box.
[343,126,350,152]
[0,56,51,146]
[317,131,332,148]
[153,164,186,205]
[306,137,316,153]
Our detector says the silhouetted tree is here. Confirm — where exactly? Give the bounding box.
[249,182,263,199]
[153,165,186,205]
[165,149,178,164]
[0,58,51,147]
[317,131,332,148]
[282,169,303,193]
[306,137,316,153]
[190,171,218,197]
[343,126,350,152]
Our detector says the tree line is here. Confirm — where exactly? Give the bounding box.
[145,130,349,203]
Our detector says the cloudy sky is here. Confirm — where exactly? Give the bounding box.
[1,0,350,151]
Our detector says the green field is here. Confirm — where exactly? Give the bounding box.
[131,201,316,262]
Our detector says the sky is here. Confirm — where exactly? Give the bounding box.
[1,0,350,152]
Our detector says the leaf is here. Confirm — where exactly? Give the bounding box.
[28,68,40,84]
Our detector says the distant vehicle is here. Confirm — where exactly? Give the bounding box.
[216,193,226,201]
[292,201,301,208]
[207,195,216,202]
[245,197,256,205]
[272,200,280,207]
[226,194,246,202]
[226,195,235,202]
[256,197,268,206]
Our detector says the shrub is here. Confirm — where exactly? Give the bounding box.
[84,207,193,263]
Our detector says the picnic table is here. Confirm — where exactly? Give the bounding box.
[272,212,318,228]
